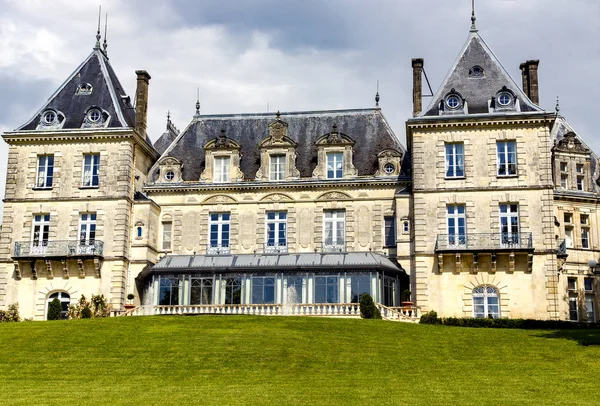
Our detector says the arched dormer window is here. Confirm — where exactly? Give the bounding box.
[491,86,519,112]
[439,89,467,115]
[312,124,357,179]
[82,106,110,129]
[255,112,300,181]
[200,129,243,183]
[37,108,66,130]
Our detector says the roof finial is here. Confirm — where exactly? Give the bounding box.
[276,110,281,120]
[470,0,477,32]
[375,79,380,107]
[195,88,200,117]
[167,110,171,124]
[103,13,108,56]
[95,5,102,49]
[555,96,560,114]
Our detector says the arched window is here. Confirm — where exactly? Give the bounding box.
[47,291,71,320]
[473,286,500,318]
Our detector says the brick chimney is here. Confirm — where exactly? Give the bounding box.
[134,70,151,136]
[412,58,424,117]
[519,60,539,105]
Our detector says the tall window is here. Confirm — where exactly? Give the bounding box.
[581,214,590,249]
[47,292,70,320]
[162,222,172,251]
[214,157,230,183]
[499,204,519,246]
[159,277,180,306]
[560,174,568,189]
[315,276,338,303]
[190,278,213,305]
[225,277,242,305]
[497,141,517,176]
[32,214,50,253]
[82,154,100,187]
[36,155,54,188]
[252,277,275,304]
[472,286,500,318]
[78,213,96,254]
[209,213,230,253]
[564,226,573,248]
[445,143,464,177]
[384,217,396,247]
[265,211,287,251]
[569,297,578,321]
[323,210,345,250]
[577,176,584,191]
[447,205,466,246]
[585,296,595,321]
[350,275,371,303]
[270,155,285,181]
[560,162,568,172]
[326,152,343,179]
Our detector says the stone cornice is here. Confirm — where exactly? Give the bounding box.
[554,191,600,203]
[3,196,133,205]
[406,112,555,131]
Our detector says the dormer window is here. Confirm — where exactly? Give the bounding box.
[326,152,343,179]
[269,155,286,181]
[313,124,357,180]
[37,108,65,130]
[214,157,230,183]
[469,65,484,78]
[440,89,466,115]
[157,157,183,183]
[255,113,300,181]
[43,111,57,125]
[200,129,243,183]
[491,86,518,112]
[87,109,101,123]
[76,83,93,95]
[375,149,403,177]
[384,163,395,174]
[82,106,109,128]
[446,95,461,110]
[497,92,513,106]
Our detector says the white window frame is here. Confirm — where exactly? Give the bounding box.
[472,286,500,318]
[564,226,573,248]
[78,213,97,254]
[560,174,568,189]
[581,214,590,249]
[82,154,100,187]
[496,141,517,176]
[209,213,230,253]
[265,211,287,252]
[585,296,595,321]
[445,142,464,178]
[213,156,230,183]
[499,203,520,247]
[36,155,54,188]
[569,296,579,321]
[31,214,50,254]
[323,210,345,251]
[269,155,286,181]
[162,222,172,251]
[326,152,343,179]
[447,205,466,247]
[190,277,213,305]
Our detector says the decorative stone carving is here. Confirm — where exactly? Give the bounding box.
[316,191,351,201]
[553,132,590,154]
[78,259,85,278]
[255,113,300,181]
[200,129,244,182]
[203,195,237,204]
[62,260,69,279]
[260,193,293,202]
[14,261,21,280]
[157,156,184,183]
[312,124,357,179]
[30,260,37,280]
[46,260,53,279]
[375,149,403,176]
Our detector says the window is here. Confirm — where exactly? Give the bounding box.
[190,278,213,305]
[326,152,343,179]
[473,286,500,319]
[499,204,519,246]
[162,222,172,251]
[165,171,175,181]
[497,141,517,176]
[384,217,396,247]
[585,296,595,321]
[568,278,577,291]
[584,278,594,292]
[42,110,57,125]
[36,155,54,188]
[350,275,371,303]
[564,226,573,248]
[225,277,242,304]
[82,154,100,187]
[383,163,395,174]
[581,214,589,249]
[158,277,180,306]
[564,213,573,224]
[403,221,410,234]
[265,212,287,252]
[577,176,584,191]
[446,95,460,109]
[560,174,568,189]
[560,162,568,172]
[209,213,230,253]
[78,213,96,254]
[214,156,230,183]
[323,210,345,251]
[252,277,275,304]
[383,276,397,307]
[47,292,70,320]
[576,164,583,174]
[315,276,338,303]
[447,205,466,246]
[497,93,512,106]
[445,143,464,178]
[269,155,285,181]
[136,226,143,239]
[32,214,50,254]
[469,65,484,78]
[87,109,101,123]
[286,276,303,304]
[569,297,578,321]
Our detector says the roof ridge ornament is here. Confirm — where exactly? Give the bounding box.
[375,80,380,107]
[555,96,560,114]
[103,13,108,56]
[194,88,201,117]
[470,0,477,32]
[94,5,102,50]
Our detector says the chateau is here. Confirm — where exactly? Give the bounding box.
[0,11,598,322]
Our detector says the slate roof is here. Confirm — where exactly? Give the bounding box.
[137,252,403,280]
[17,48,136,131]
[154,118,180,155]
[152,108,406,181]
[421,28,542,117]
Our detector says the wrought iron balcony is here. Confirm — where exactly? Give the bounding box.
[207,243,230,255]
[13,240,104,259]
[264,243,288,254]
[435,233,533,252]
[322,242,346,253]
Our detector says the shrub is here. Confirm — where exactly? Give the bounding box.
[419,310,440,324]
[359,294,381,319]
[419,311,600,329]
[68,294,110,319]
[47,298,62,320]
[81,306,92,319]
[90,294,110,317]
[0,303,21,322]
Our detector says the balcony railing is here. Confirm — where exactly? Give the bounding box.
[263,243,288,254]
[322,242,346,253]
[207,243,230,255]
[13,240,104,258]
[435,233,533,252]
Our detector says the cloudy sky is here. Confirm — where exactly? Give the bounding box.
[0,0,599,217]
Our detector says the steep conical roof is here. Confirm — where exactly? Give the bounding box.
[421,28,542,117]
[17,48,136,131]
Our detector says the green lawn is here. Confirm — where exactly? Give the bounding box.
[0,316,598,405]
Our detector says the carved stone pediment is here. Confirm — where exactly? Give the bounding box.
[375,148,403,176]
[261,193,294,202]
[315,124,354,146]
[255,113,300,181]
[553,132,590,154]
[157,156,183,183]
[317,191,351,201]
[204,129,241,150]
[203,195,237,204]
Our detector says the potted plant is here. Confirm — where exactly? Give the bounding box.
[124,293,136,310]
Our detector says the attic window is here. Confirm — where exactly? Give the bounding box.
[42,111,57,125]
[76,83,93,95]
[87,109,101,123]
[446,95,461,110]
[469,65,484,78]
[497,92,513,106]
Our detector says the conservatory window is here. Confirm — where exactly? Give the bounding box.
[252,277,276,304]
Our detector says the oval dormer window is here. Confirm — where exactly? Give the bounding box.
[497,92,512,106]
[384,163,395,174]
[446,95,460,109]
[469,65,484,78]
[87,109,102,123]
[165,171,175,181]
[42,110,57,125]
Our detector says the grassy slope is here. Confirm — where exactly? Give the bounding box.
[0,316,598,405]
